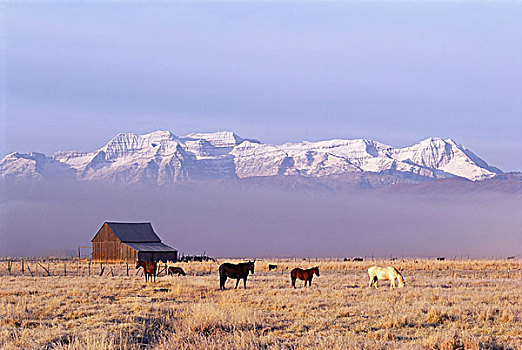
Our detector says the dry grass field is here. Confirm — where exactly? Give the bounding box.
[1,259,521,349]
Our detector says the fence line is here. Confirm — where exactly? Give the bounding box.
[0,258,520,279]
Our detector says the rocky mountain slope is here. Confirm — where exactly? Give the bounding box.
[0,130,503,185]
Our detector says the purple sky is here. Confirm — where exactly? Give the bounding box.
[3,2,522,171]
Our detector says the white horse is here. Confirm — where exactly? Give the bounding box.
[368,266,404,288]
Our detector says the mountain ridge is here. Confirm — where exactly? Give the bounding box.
[0,130,503,185]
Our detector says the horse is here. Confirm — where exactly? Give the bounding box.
[268,264,278,271]
[219,260,255,289]
[290,266,320,288]
[136,261,157,282]
[367,266,404,288]
[167,266,186,276]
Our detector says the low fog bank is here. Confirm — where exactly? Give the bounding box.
[1,180,521,258]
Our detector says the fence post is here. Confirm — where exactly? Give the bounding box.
[7,260,12,275]
[126,262,129,277]
[37,262,51,276]
[64,262,67,277]
[26,263,34,277]
[21,258,24,275]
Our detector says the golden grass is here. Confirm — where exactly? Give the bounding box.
[0,259,520,349]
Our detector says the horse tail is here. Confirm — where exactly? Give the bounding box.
[367,267,374,281]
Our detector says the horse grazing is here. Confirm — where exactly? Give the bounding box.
[290,267,320,288]
[136,261,157,282]
[168,266,186,276]
[368,266,404,288]
[219,261,255,289]
[268,264,278,271]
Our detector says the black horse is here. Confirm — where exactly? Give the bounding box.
[219,260,255,289]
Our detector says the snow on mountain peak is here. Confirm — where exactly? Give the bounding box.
[0,130,502,183]
[182,131,260,148]
[0,151,75,179]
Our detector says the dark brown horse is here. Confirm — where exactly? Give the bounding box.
[219,260,255,289]
[167,266,186,276]
[291,266,320,288]
[136,261,157,282]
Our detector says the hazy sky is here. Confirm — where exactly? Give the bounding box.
[3,2,522,171]
[2,181,521,258]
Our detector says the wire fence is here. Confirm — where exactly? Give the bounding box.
[0,257,520,280]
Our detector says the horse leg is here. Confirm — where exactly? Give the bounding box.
[390,278,395,288]
[368,275,373,288]
[220,275,227,289]
[291,277,296,288]
[235,278,240,289]
[374,278,379,289]
[243,277,247,289]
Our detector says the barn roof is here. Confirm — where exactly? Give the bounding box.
[105,222,161,243]
[123,242,177,252]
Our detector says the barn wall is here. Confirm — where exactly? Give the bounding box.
[92,224,138,263]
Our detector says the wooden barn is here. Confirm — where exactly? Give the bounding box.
[91,222,177,263]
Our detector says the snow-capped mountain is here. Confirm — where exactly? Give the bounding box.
[0,130,502,184]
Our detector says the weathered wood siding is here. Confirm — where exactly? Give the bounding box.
[92,223,138,263]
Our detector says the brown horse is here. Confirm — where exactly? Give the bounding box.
[168,266,186,276]
[219,260,255,289]
[136,261,157,282]
[291,266,320,288]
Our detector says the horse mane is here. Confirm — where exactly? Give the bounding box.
[392,266,405,286]
[392,266,403,277]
